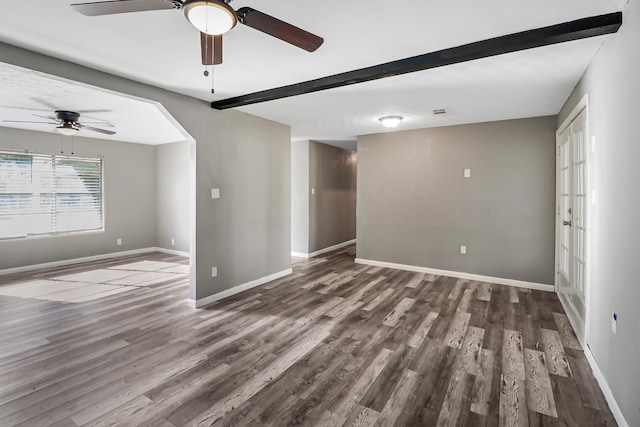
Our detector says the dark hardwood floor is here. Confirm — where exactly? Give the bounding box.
[0,246,616,426]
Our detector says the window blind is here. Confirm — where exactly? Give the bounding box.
[0,151,103,238]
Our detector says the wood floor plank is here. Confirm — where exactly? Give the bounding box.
[540,329,572,377]
[436,367,474,427]
[377,369,420,427]
[363,288,395,312]
[448,279,466,300]
[500,329,528,427]
[343,404,380,427]
[0,247,615,427]
[509,287,520,304]
[51,269,141,284]
[552,313,582,350]
[407,311,438,348]
[457,326,485,375]
[567,354,608,411]
[457,288,475,313]
[333,347,394,417]
[470,349,495,416]
[477,283,493,302]
[382,297,416,327]
[502,329,526,381]
[445,311,471,348]
[404,273,425,289]
[358,344,414,413]
[524,349,558,418]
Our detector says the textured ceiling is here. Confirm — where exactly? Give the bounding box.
[0,0,628,143]
[0,63,186,144]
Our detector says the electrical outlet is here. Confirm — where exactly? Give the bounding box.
[116,238,122,246]
[211,188,220,199]
[211,267,218,278]
[311,188,315,195]
[171,238,175,246]
[611,312,617,335]
[460,245,467,254]
[463,168,471,178]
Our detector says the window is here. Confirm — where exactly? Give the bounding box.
[0,151,103,239]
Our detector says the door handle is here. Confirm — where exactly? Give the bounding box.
[563,220,572,226]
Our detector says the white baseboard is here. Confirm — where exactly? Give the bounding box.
[153,247,190,257]
[187,268,293,308]
[291,239,356,259]
[354,258,554,292]
[584,345,629,427]
[0,247,164,276]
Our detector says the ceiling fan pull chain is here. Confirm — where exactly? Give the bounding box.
[211,64,215,94]
[71,136,75,155]
[60,135,64,154]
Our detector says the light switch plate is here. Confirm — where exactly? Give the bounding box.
[460,245,467,254]
[116,238,122,246]
[211,188,220,199]
[211,267,218,278]
[464,169,471,178]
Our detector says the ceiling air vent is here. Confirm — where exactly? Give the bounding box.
[433,108,447,115]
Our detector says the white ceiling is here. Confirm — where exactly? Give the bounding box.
[0,63,187,144]
[0,0,628,144]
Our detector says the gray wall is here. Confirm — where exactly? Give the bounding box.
[0,127,156,269]
[558,0,640,424]
[291,140,309,254]
[0,42,291,302]
[156,141,191,254]
[357,117,556,284]
[308,140,357,253]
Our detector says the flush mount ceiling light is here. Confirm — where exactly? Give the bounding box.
[56,122,79,136]
[378,116,403,128]
[183,0,238,35]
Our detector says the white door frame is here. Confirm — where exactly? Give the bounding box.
[555,93,592,348]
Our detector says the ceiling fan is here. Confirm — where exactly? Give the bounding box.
[70,0,324,66]
[2,110,116,136]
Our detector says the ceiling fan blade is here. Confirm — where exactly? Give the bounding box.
[33,113,57,120]
[71,0,177,16]
[236,7,324,52]
[80,121,116,127]
[78,124,117,135]
[201,33,223,65]
[77,109,112,114]
[2,120,57,124]
[79,113,114,124]
[30,97,59,110]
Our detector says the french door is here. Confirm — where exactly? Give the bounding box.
[556,106,589,343]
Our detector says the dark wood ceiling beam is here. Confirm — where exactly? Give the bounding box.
[211,12,622,110]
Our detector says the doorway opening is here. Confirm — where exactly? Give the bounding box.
[555,94,591,345]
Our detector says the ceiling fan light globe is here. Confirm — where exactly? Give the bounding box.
[379,116,403,128]
[56,123,79,136]
[184,0,237,35]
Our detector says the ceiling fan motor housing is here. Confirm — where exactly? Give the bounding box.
[55,110,81,123]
